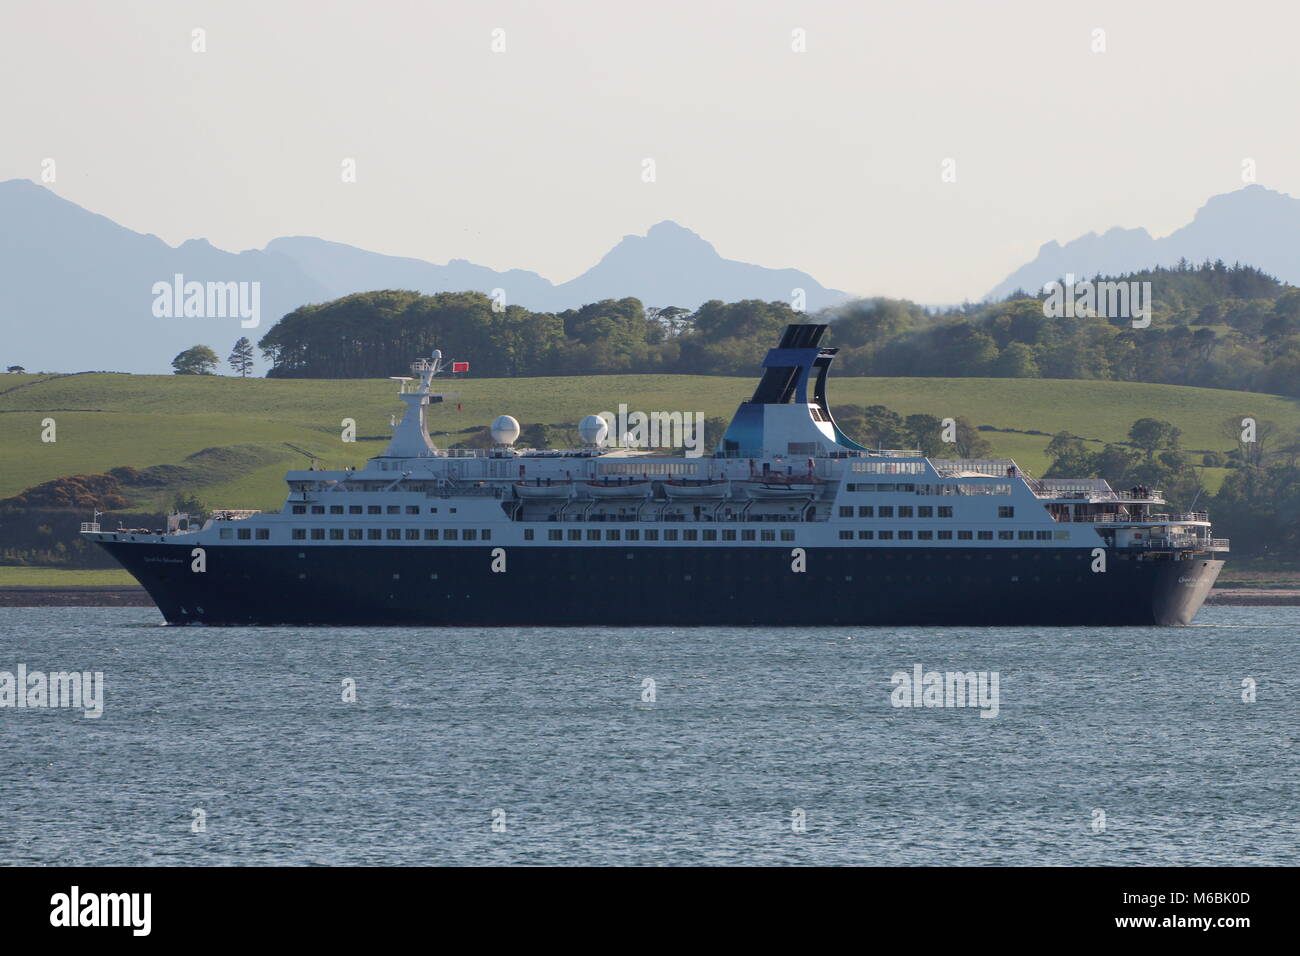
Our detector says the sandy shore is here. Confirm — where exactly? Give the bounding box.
[1204,588,1300,606]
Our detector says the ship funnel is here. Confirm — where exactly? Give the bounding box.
[718,323,869,458]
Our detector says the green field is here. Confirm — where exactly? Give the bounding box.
[2,370,1297,512]
[0,566,136,586]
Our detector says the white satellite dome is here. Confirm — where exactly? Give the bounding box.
[490,414,520,445]
[579,414,610,446]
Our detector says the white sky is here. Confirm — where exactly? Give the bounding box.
[2,0,1295,301]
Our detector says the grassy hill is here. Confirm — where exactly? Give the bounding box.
[2,371,1298,513]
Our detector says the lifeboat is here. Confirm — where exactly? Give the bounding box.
[742,477,825,499]
[583,478,652,498]
[514,479,574,499]
[663,479,730,499]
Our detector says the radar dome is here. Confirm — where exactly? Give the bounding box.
[490,414,520,445]
[579,414,610,446]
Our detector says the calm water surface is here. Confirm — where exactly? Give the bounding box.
[0,605,1295,865]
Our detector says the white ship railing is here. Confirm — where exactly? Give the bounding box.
[1070,512,1209,524]
[1125,535,1228,551]
[932,458,1019,477]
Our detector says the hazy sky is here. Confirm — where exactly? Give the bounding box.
[3,0,1297,302]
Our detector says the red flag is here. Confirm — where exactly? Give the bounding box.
[452,361,469,373]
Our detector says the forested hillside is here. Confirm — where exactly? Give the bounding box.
[251,262,1300,397]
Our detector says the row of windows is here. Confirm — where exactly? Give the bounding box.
[599,462,699,475]
[279,526,808,543]
[288,528,492,541]
[292,504,458,516]
[839,505,958,518]
[221,527,271,540]
[522,528,798,542]
[837,505,1018,519]
[837,529,1065,541]
[844,482,1012,496]
[849,461,928,474]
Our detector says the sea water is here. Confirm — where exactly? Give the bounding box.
[0,606,1294,865]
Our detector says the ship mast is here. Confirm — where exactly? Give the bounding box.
[381,349,451,458]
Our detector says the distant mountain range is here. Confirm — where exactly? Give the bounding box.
[7,178,1300,375]
[988,184,1300,299]
[0,179,847,374]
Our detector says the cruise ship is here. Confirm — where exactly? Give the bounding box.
[84,324,1227,626]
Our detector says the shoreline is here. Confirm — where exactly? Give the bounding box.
[2,585,1298,608]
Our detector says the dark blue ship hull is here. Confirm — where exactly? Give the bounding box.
[94,540,1223,626]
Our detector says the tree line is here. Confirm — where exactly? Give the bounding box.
[231,261,1300,397]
